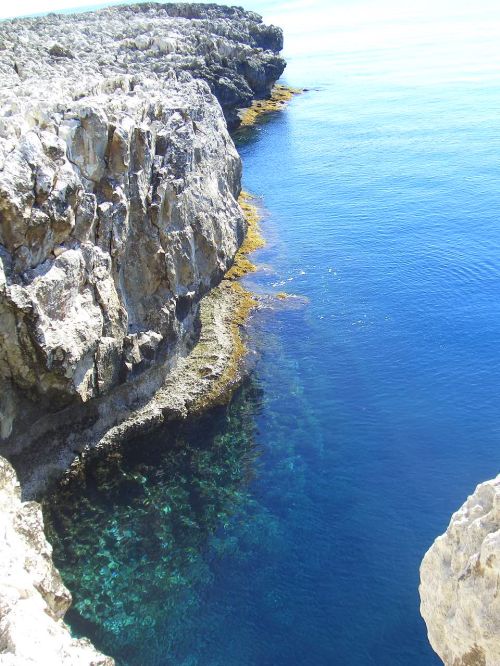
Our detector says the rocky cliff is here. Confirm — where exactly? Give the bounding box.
[420,476,500,666]
[0,3,285,496]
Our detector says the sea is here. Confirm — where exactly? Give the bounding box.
[43,1,500,664]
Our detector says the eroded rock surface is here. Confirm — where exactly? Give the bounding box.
[0,455,114,665]
[0,3,285,493]
[420,476,500,666]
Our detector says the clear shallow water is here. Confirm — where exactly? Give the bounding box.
[44,2,500,664]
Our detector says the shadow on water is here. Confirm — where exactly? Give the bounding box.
[43,380,265,665]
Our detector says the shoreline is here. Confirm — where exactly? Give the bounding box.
[238,84,303,127]
[75,191,265,462]
[4,84,300,501]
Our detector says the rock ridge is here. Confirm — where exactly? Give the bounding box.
[0,3,285,128]
[0,3,285,495]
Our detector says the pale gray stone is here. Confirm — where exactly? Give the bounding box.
[420,476,500,666]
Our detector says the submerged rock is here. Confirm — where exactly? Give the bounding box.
[0,3,285,494]
[420,476,500,666]
[0,455,114,664]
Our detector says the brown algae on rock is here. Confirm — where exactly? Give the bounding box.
[238,83,302,127]
[193,191,265,410]
[191,282,255,411]
[225,191,265,280]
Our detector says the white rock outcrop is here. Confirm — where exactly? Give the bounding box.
[420,476,500,666]
[0,455,114,665]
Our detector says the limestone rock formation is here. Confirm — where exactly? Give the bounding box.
[420,476,500,666]
[0,3,285,494]
[0,455,114,665]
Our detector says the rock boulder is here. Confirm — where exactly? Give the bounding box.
[420,476,500,666]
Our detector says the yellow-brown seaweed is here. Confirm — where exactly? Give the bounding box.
[238,84,302,127]
[191,192,264,410]
[225,191,265,280]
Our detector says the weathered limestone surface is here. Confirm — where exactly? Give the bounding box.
[420,476,500,666]
[0,3,285,494]
[0,455,114,665]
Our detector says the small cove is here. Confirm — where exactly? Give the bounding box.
[44,2,500,664]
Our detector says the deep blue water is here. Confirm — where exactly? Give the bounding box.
[44,1,500,664]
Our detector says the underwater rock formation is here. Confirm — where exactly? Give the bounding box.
[0,3,285,495]
[0,455,114,664]
[420,476,500,666]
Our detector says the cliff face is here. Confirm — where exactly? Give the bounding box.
[0,3,285,495]
[420,476,500,666]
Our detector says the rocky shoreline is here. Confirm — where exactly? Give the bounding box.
[0,5,495,666]
[0,2,285,497]
[0,3,288,662]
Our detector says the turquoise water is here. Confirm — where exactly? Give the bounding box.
[44,1,500,664]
